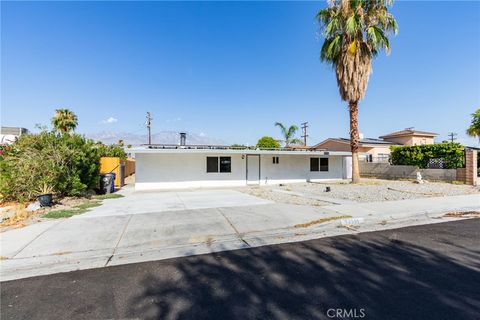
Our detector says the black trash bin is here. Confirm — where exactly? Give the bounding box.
[99,173,114,194]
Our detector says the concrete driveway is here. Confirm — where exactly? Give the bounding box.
[1,186,478,281]
[1,188,341,281]
[78,188,273,218]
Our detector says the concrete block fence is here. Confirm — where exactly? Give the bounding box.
[359,149,477,185]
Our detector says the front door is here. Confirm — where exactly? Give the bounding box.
[246,155,260,184]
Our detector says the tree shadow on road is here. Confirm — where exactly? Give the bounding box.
[127,223,480,320]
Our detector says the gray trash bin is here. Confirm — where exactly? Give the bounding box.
[99,173,114,194]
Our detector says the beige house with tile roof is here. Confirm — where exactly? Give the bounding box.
[313,128,438,162]
[379,128,438,146]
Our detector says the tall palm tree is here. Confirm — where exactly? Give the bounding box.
[466,108,480,143]
[51,109,78,134]
[275,122,303,147]
[317,0,398,183]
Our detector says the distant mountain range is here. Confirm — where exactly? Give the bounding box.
[86,131,226,146]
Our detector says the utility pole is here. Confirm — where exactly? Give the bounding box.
[301,122,309,146]
[146,112,152,145]
[448,132,457,143]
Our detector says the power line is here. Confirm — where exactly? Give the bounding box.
[448,132,457,143]
[146,112,152,145]
[301,122,309,146]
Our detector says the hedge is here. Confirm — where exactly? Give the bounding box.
[0,131,126,202]
[389,142,464,169]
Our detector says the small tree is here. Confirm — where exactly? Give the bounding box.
[466,108,480,143]
[256,136,281,149]
[52,109,78,134]
[274,122,303,147]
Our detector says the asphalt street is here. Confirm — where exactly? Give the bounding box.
[1,219,479,320]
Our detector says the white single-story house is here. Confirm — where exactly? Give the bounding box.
[130,145,352,191]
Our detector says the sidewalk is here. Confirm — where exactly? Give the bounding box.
[1,194,478,281]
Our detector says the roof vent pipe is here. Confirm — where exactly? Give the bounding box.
[180,132,186,146]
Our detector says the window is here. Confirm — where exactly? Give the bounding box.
[219,157,231,173]
[310,158,319,171]
[272,156,279,164]
[310,158,329,171]
[207,157,219,173]
[320,158,329,171]
[207,156,231,173]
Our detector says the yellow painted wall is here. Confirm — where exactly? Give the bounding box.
[100,157,122,187]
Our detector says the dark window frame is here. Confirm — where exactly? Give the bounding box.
[272,156,279,164]
[320,158,329,171]
[219,157,232,173]
[311,157,329,172]
[206,157,219,173]
[310,158,319,172]
[206,156,232,173]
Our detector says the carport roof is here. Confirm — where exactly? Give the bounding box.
[128,146,352,156]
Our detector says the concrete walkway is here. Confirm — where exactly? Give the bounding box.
[1,192,478,281]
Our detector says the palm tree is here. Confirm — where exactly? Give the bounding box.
[317,0,397,183]
[51,109,78,134]
[466,108,480,143]
[275,122,303,147]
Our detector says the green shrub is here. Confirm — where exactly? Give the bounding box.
[95,143,127,160]
[230,144,248,149]
[0,132,102,202]
[256,136,280,149]
[390,142,464,169]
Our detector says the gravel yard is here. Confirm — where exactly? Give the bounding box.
[240,187,332,206]
[241,179,479,205]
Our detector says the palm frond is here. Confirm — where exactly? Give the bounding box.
[275,122,288,138]
[287,125,299,140]
[321,35,342,63]
[345,14,360,36]
[290,138,304,145]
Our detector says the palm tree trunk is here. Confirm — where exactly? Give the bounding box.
[349,101,361,183]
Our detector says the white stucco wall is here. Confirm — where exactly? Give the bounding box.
[135,153,246,190]
[259,154,344,185]
[135,152,348,190]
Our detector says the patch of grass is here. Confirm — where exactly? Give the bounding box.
[451,180,465,185]
[74,201,102,210]
[43,193,123,219]
[43,208,87,219]
[294,215,352,228]
[94,193,124,200]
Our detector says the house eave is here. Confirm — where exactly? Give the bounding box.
[128,146,353,156]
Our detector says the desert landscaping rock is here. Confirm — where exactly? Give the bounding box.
[26,202,41,212]
[241,179,479,204]
[240,187,331,207]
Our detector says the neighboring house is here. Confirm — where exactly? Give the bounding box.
[130,134,352,190]
[0,127,29,145]
[313,128,438,162]
[378,128,438,146]
[312,137,394,162]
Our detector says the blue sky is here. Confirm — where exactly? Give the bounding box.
[1,1,479,146]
